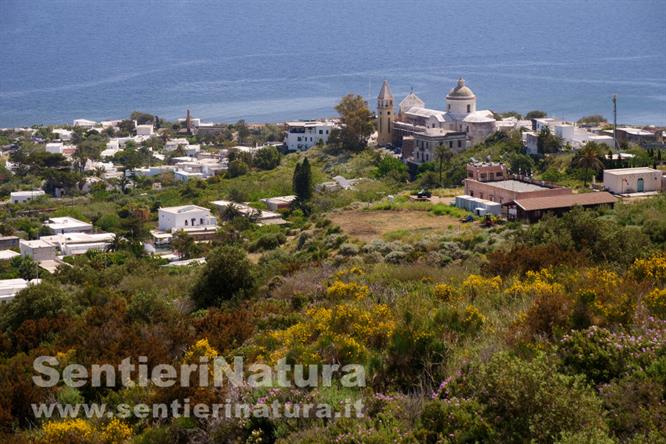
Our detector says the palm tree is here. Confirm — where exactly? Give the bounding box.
[574,142,605,186]
[434,144,453,187]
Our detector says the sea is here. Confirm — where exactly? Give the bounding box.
[0,0,665,127]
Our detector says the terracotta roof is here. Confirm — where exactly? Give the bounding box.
[514,192,617,212]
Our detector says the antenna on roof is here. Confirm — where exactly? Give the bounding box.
[612,95,618,150]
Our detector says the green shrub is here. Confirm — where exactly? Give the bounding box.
[417,398,495,444]
[455,353,607,443]
[191,246,256,308]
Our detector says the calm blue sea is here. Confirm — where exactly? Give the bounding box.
[0,0,665,127]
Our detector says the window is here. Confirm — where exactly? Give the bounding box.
[200,218,204,225]
[467,105,471,113]
[184,220,188,226]
[297,137,302,142]
[458,140,462,148]
[319,130,323,134]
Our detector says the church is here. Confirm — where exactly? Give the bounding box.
[376,78,497,165]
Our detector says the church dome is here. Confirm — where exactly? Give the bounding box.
[447,78,475,98]
[399,91,425,113]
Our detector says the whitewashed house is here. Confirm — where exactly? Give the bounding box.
[52,128,73,141]
[603,167,663,195]
[284,120,338,151]
[10,190,45,204]
[158,205,217,232]
[165,138,189,152]
[19,239,56,261]
[73,119,96,128]
[211,200,287,225]
[174,170,204,182]
[261,195,296,211]
[0,250,20,261]
[0,279,42,303]
[41,232,116,256]
[45,142,64,154]
[136,124,154,136]
[44,217,93,234]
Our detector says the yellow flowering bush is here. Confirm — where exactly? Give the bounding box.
[42,419,94,443]
[463,305,486,331]
[505,269,563,299]
[433,283,460,302]
[334,266,364,280]
[326,280,370,300]
[100,419,132,443]
[269,303,396,364]
[574,269,631,324]
[183,338,219,362]
[630,253,666,283]
[461,275,501,299]
[645,288,666,318]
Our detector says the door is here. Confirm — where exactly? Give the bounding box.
[637,178,644,192]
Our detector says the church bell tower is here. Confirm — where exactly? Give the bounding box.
[376,80,394,146]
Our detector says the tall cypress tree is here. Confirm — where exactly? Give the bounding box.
[293,158,313,203]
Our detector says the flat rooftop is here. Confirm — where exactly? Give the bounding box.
[483,180,550,193]
[604,167,660,175]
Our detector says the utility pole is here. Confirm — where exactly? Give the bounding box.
[612,95,618,150]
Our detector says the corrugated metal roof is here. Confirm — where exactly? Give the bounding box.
[514,192,617,211]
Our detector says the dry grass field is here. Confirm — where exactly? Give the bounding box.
[328,208,465,242]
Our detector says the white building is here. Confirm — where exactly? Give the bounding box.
[158,205,217,232]
[45,142,64,154]
[211,200,287,225]
[136,124,154,137]
[0,250,20,261]
[100,120,122,129]
[165,138,190,152]
[184,144,201,157]
[174,170,204,182]
[52,128,73,141]
[134,165,178,177]
[44,217,93,234]
[10,190,45,204]
[603,167,663,195]
[73,119,96,128]
[0,279,42,303]
[531,117,615,150]
[285,120,338,151]
[261,195,296,211]
[19,239,56,261]
[40,232,116,256]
